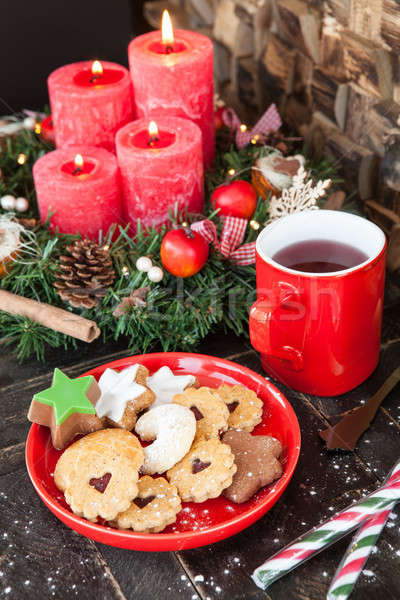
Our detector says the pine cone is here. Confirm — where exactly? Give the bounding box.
[54,239,115,309]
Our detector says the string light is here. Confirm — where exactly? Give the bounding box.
[249,220,260,230]
[239,124,247,133]
[34,123,42,135]
[228,168,236,176]
[17,154,27,165]
[102,245,110,251]
[122,266,129,277]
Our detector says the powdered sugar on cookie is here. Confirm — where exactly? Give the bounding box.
[135,404,196,474]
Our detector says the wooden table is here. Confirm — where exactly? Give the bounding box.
[1,280,400,600]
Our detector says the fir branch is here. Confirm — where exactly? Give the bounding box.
[0,125,344,361]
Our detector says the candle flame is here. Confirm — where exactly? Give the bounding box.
[74,154,84,169]
[161,10,174,46]
[91,60,103,76]
[148,121,159,138]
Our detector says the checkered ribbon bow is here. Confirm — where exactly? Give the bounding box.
[191,217,256,266]
[222,103,282,149]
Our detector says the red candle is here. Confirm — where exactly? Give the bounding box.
[115,116,204,231]
[33,146,122,239]
[128,11,214,168]
[48,61,133,152]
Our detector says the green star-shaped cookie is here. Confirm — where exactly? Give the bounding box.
[33,368,97,424]
[28,368,103,449]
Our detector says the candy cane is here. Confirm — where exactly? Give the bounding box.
[327,462,400,600]
[252,462,400,590]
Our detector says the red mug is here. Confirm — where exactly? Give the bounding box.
[249,210,386,396]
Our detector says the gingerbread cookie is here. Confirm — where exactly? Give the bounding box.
[54,429,144,521]
[216,384,263,432]
[97,364,155,430]
[28,368,103,450]
[222,430,283,503]
[135,404,196,474]
[147,366,198,407]
[113,476,181,533]
[173,386,229,441]
[167,438,237,503]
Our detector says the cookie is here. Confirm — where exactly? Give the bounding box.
[97,364,155,430]
[216,384,263,432]
[135,404,196,474]
[113,476,181,533]
[173,386,229,441]
[222,430,283,503]
[147,366,199,407]
[28,368,103,450]
[167,438,237,503]
[54,429,144,521]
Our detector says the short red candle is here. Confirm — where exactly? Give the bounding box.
[128,30,214,168]
[116,116,204,231]
[48,61,133,152]
[33,146,122,239]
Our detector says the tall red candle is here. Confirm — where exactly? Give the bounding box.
[48,61,133,152]
[33,146,122,239]
[128,14,214,168]
[116,116,204,231]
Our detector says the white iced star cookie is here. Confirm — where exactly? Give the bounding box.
[146,366,198,407]
[97,364,155,430]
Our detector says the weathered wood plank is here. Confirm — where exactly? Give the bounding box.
[0,468,126,600]
[97,545,200,600]
[277,0,321,63]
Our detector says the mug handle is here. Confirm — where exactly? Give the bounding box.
[249,283,304,371]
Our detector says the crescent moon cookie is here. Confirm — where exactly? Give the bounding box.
[147,366,199,407]
[54,429,144,522]
[166,438,237,503]
[28,368,103,450]
[97,364,155,430]
[216,384,263,432]
[113,476,181,533]
[222,430,283,503]
[173,386,229,441]
[135,404,196,474]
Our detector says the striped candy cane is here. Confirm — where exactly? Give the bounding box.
[327,461,400,600]
[252,463,400,590]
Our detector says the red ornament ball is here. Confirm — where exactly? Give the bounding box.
[160,228,209,278]
[39,115,55,145]
[211,180,257,219]
[214,106,226,131]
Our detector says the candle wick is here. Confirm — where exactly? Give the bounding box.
[72,167,82,175]
[165,45,174,54]
[147,136,159,147]
[89,74,101,83]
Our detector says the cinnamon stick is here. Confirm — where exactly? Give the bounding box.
[0,289,100,343]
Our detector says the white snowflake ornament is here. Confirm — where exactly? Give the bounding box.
[267,166,331,223]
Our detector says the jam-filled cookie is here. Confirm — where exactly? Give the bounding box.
[113,476,181,533]
[216,384,263,432]
[166,438,237,503]
[96,364,155,430]
[54,429,144,522]
[173,387,229,441]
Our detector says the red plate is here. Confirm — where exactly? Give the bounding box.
[26,352,301,551]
